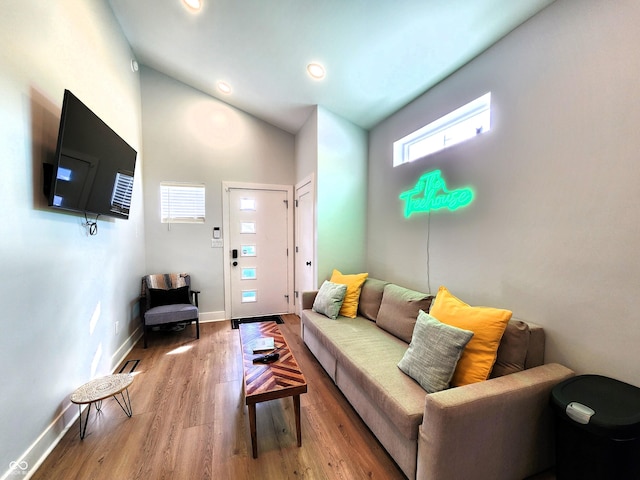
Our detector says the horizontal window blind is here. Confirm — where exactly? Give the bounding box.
[160,182,205,223]
[110,171,134,216]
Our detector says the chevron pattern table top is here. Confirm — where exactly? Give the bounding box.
[239,321,307,404]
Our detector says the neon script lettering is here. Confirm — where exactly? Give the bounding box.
[399,170,473,217]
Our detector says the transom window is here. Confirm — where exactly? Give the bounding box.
[160,182,205,223]
[393,92,491,167]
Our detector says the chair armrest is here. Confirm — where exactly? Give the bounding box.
[139,294,148,318]
[190,290,200,308]
[301,291,318,310]
[417,363,574,480]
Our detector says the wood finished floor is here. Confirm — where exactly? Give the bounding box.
[32,315,406,480]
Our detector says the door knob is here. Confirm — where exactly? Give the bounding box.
[233,261,238,267]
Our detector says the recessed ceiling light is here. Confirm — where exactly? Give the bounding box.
[307,63,325,80]
[217,81,232,94]
[182,0,202,12]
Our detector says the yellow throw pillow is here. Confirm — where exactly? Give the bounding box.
[329,269,369,318]
[430,286,512,387]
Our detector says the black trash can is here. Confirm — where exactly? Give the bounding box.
[551,374,640,480]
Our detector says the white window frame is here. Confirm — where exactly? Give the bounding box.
[160,182,205,224]
[393,92,491,167]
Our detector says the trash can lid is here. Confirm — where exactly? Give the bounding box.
[551,374,640,439]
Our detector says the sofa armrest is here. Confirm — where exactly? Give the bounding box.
[417,363,574,480]
[301,290,318,310]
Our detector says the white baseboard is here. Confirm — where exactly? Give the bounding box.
[199,310,227,322]
[5,315,224,480]
[4,328,142,480]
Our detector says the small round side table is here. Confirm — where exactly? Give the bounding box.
[70,373,134,439]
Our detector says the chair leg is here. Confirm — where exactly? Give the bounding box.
[143,324,148,349]
[195,317,200,339]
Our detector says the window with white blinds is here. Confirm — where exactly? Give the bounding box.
[110,171,134,216]
[160,182,205,223]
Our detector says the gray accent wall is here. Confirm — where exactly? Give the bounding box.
[0,0,145,476]
[140,67,296,317]
[367,0,640,384]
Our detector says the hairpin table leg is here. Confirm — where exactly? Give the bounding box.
[78,403,92,440]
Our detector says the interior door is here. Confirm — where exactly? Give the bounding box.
[294,176,315,314]
[227,187,290,319]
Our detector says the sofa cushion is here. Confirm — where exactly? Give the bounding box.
[312,281,347,320]
[330,270,369,318]
[398,311,474,393]
[301,311,426,440]
[358,278,389,321]
[490,319,531,378]
[376,284,434,343]
[430,286,512,387]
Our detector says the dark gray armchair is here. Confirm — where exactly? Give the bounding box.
[140,273,200,348]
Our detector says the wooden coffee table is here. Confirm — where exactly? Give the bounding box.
[238,321,307,458]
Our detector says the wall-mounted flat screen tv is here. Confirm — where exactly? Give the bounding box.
[46,89,137,220]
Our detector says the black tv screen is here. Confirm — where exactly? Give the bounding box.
[47,90,137,219]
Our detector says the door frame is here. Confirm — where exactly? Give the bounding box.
[222,181,295,320]
[294,174,316,314]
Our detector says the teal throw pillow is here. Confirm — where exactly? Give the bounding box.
[312,281,348,320]
[398,310,474,393]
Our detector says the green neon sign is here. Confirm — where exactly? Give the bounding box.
[399,170,474,218]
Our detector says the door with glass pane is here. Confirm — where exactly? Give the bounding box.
[227,186,291,318]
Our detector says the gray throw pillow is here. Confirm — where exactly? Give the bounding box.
[312,281,348,319]
[376,284,434,343]
[398,310,474,393]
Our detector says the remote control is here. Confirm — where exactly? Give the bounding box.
[253,352,280,364]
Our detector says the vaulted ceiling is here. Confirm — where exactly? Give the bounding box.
[108,0,555,133]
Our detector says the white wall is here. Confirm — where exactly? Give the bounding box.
[316,107,369,282]
[294,106,368,284]
[0,0,145,477]
[295,107,319,184]
[368,0,640,385]
[140,67,295,318]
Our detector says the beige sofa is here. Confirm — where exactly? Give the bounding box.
[300,278,574,480]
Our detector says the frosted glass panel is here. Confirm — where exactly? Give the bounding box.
[241,268,257,280]
[240,198,256,211]
[241,290,257,303]
[241,245,256,257]
[240,222,256,234]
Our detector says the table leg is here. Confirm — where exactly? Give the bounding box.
[79,403,92,440]
[294,394,302,447]
[248,403,257,458]
[113,388,133,417]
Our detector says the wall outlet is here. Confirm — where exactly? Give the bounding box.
[115,321,119,335]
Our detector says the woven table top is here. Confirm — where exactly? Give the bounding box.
[70,373,134,404]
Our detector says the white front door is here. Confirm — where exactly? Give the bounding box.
[294,175,315,314]
[223,183,293,319]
